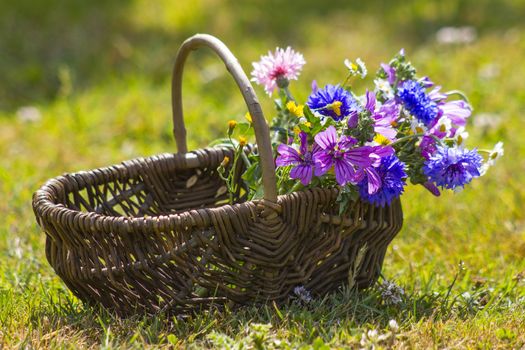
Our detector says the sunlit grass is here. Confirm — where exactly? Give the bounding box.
[1,0,524,348]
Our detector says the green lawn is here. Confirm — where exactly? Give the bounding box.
[1,0,525,348]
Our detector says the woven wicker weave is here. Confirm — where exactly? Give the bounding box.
[32,34,403,316]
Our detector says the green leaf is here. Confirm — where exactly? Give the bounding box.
[336,185,359,215]
[252,184,265,200]
[234,122,254,137]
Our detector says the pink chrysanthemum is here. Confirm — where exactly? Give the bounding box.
[251,47,306,96]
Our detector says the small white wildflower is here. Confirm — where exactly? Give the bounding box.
[388,319,399,332]
[360,333,369,347]
[374,78,395,100]
[293,285,313,304]
[410,119,427,135]
[434,116,452,135]
[356,58,367,78]
[487,141,504,166]
[454,126,469,146]
[480,141,504,175]
[344,58,367,79]
[367,329,379,341]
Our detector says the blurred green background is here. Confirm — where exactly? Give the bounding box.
[1,0,524,348]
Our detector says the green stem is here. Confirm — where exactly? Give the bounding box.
[390,133,425,146]
[287,181,304,194]
[283,86,294,101]
[341,72,353,88]
[446,90,471,104]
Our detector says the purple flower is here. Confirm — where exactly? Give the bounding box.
[365,91,400,140]
[423,181,441,197]
[419,76,435,88]
[251,47,306,96]
[427,86,472,128]
[423,146,483,190]
[381,63,396,85]
[360,145,396,194]
[438,100,471,127]
[307,84,361,121]
[419,135,437,159]
[358,155,407,207]
[276,132,317,185]
[313,126,371,186]
[397,80,439,125]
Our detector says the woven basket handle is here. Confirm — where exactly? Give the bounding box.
[171,34,278,202]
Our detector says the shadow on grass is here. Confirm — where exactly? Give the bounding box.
[25,283,464,347]
[0,0,210,110]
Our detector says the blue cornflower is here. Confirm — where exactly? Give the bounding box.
[307,84,361,121]
[423,146,483,190]
[397,80,439,125]
[358,155,407,207]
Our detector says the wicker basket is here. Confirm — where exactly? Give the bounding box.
[32,34,403,316]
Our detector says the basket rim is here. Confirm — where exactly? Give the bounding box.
[32,149,341,233]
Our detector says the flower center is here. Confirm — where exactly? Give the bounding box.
[329,101,343,116]
[332,146,345,159]
[445,163,463,179]
[373,134,391,145]
[270,67,287,80]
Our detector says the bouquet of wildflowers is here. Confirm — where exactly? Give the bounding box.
[219,47,503,210]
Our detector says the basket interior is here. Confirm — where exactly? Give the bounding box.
[60,149,246,217]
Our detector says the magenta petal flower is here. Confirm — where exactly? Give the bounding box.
[428,86,447,101]
[419,135,437,159]
[251,47,306,96]
[365,91,400,140]
[275,132,316,185]
[365,90,376,112]
[363,167,382,194]
[439,100,471,126]
[313,126,372,186]
[347,110,359,128]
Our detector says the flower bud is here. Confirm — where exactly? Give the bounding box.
[276,75,289,89]
[220,156,230,167]
[239,136,247,147]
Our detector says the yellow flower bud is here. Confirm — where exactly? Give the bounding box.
[220,156,230,167]
[245,112,252,123]
[228,120,237,130]
[239,136,247,147]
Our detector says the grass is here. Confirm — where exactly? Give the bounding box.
[1,0,525,348]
